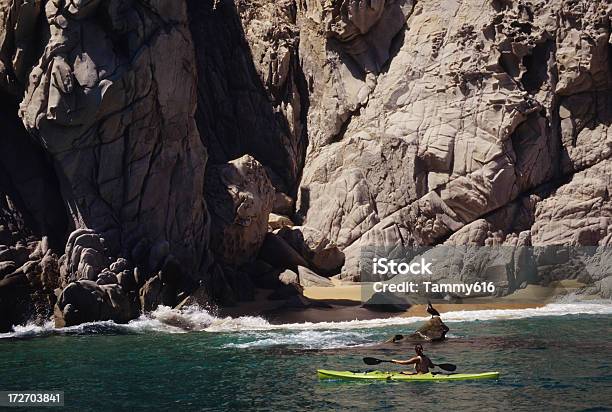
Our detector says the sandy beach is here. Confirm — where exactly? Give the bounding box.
[215,279,588,324]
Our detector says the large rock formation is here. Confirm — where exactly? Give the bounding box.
[0,0,611,330]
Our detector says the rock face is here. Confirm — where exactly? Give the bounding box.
[206,155,275,266]
[293,0,612,292]
[0,0,611,330]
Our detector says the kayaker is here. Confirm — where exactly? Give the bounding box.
[390,344,435,374]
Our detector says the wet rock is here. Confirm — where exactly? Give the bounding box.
[55,280,135,327]
[139,276,163,313]
[386,317,450,343]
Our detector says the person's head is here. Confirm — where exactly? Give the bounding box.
[415,344,423,355]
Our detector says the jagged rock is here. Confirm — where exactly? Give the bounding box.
[55,280,135,327]
[176,286,213,311]
[109,258,130,274]
[206,155,275,266]
[0,0,611,330]
[532,160,612,246]
[117,270,137,292]
[0,246,30,266]
[96,271,118,286]
[244,260,283,289]
[139,276,163,313]
[297,266,333,287]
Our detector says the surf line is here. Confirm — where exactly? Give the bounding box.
[371,281,497,296]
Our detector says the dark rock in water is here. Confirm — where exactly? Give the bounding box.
[362,292,411,313]
[139,276,163,313]
[158,256,183,286]
[385,317,450,343]
[176,286,212,310]
[55,280,136,327]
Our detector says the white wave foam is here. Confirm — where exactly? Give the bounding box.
[1,302,610,340]
[222,330,375,350]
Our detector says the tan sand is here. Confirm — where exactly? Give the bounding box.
[215,280,582,324]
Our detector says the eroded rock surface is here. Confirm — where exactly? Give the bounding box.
[1,0,611,330]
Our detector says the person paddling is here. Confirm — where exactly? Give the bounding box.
[390,344,435,374]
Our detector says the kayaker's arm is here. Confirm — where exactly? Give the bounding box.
[391,356,419,365]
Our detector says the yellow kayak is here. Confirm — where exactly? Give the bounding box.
[317,369,500,381]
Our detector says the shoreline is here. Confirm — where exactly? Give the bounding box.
[214,281,591,325]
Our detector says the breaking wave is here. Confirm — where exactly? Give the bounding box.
[1,301,610,341]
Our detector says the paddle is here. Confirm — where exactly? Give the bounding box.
[363,357,457,372]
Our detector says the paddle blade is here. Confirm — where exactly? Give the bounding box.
[363,357,383,365]
[436,363,457,372]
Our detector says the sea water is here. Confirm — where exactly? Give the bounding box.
[1,303,611,411]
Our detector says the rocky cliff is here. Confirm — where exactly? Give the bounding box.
[0,0,610,331]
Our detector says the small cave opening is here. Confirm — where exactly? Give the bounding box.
[521,39,554,94]
[0,91,69,251]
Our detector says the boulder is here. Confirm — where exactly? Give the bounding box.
[384,317,450,343]
[362,292,411,313]
[96,270,118,285]
[109,258,130,273]
[258,232,309,270]
[117,270,137,292]
[268,269,303,300]
[206,155,275,266]
[277,226,344,275]
[139,276,163,313]
[297,266,333,287]
[54,280,135,327]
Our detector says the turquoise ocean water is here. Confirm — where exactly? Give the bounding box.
[1,303,611,411]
